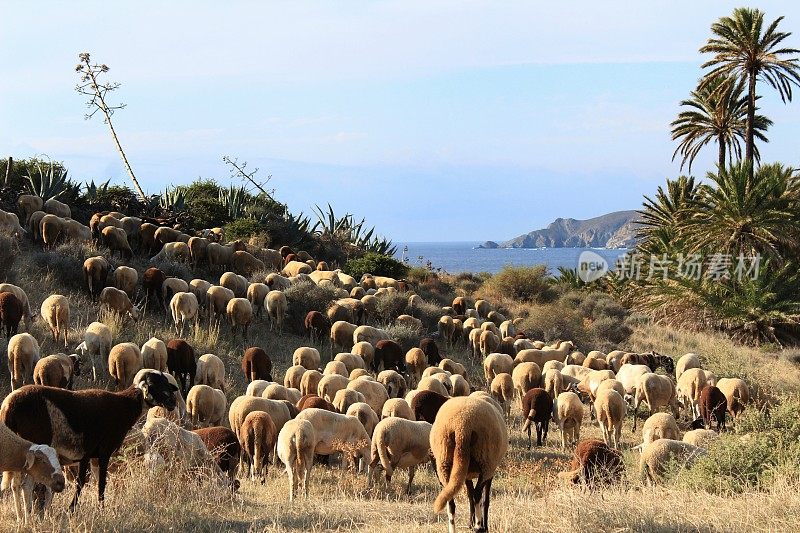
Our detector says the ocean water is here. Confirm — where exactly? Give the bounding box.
[394,242,629,275]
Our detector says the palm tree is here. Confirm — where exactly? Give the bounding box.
[671,75,771,172]
[637,175,699,254]
[680,162,800,263]
[699,8,800,177]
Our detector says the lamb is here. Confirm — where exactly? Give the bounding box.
[83,256,110,300]
[633,373,679,431]
[33,354,80,389]
[242,347,273,382]
[554,391,583,449]
[108,342,143,390]
[639,439,706,485]
[141,337,168,372]
[239,411,276,483]
[594,389,626,449]
[265,290,287,333]
[0,370,178,509]
[196,353,226,391]
[346,402,380,438]
[683,429,719,448]
[168,293,201,338]
[226,297,253,338]
[512,362,542,406]
[373,339,406,373]
[207,285,235,326]
[40,294,70,347]
[675,352,701,380]
[276,419,317,501]
[112,266,138,298]
[490,373,514,420]
[676,367,708,420]
[405,348,427,388]
[411,390,450,424]
[381,397,415,420]
[483,353,514,388]
[556,439,624,488]
[0,284,36,328]
[368,417,432,493]
[296,408,371,472]
[7,333,41,390]
[716,378,750,418]
[522,388,553,448]
[347,377,390,415]
[430,395,507,533]
[293,346,321,371]
[192,426,240,485]
[300,370,323,396]
[99,286,141,323]
[77,322,113,381]
[166,339,196,397]
[186,385,226,428]
[698,385,727,431]
[330,321,357,353]
[0,291,23,339]
[640,412,680,448]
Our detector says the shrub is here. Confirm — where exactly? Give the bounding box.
[385,324,422,353]
[519,303,589,347]
[284,281,337,333]
[408,300,442,333]
[344,253,408,281]
[480,265,556,303]
[373,293,409,324]
[188,196,230,229]
[0,233,18,279]
[225,218,264,241]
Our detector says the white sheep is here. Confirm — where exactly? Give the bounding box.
[368,417,432,493]
[639,439,706,485]
[7,333,40,390]
[186,385,226,428]
[277,419,317,501]
[554,391,583,449]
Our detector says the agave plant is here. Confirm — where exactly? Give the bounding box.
[218,185,250,219]
[159,185,187,212]
[24,159,77,201]
[311,203,397,255]
[82,179,111,202]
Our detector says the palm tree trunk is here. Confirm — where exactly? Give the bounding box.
[718,134,726,171]
[746,71,757,179]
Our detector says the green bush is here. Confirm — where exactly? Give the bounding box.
[0,233,18,279]
[188,196,230,229]
[345,253,408,281]
[408,300,443,332]
[225,218,265,241]
[374,293,409,324]
[384,324,422,353]
[481,265,556,303]
[284,281,338,333]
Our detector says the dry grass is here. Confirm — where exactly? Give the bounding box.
[2,242,800,531]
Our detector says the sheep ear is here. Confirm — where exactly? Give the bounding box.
[169,383,179,393]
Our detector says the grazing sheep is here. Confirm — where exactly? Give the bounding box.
[7,333,41,390]
[1,370,178,509]
[161,278,190,312]
[330,321,357,353]
[411,390,449,424]
[633,373,679,431]
[296,408,371,471]
[676,367,708,420]
[377,370,408,399]
[17,194,43,224]
[207,285,235,326]
[483,353,514,388]
[27,210,46,240]
[108,342,143,390]
[353,325,390,348]
[595,389,626,450]
[83,256,110,300]
[439,358,466,377]
[265,272,291,291]
[512,362,542,406]
[102,226,132,260]
[33,354,80,389]
[716,378,750,418]
[168,292,200,337]
[39,213,64,247]
[193,426,240,485]
[100,286,141,321]
[277,419,316,501]
[490,373,514,420]
[373,339,405,373]
[300,370,323,397]
[352,341,375,368]
[43,197,70,218]
[640,439,706,485]
[640,412,680,448]
[246,380,272,397]
[0,292,23,339]
[262,383,291,401]
[298,394,335,412]
[0,284,36,329]
[228,397,291,441]
[317,374,350,403]
[615,363,652,399]
[242,347,273,382]
[334,353,365,374]
[303,311,329,344]
[226,297,253,338]
[430,395,507,533]
[283,260,313,277]
[141,267,166,310]
[239,411,276,483]
[381,397,415,420]
[449,374,470,397]
[150,241,190,264]
[416,376,450,398]
[543,368,565,401]
[683,429,719,448]
[284,365,307,390]
[698,385,727,431]
[479,330,500,357]
[333,389,367,414]
[219,272,248,298]
[323,360,348,378]
[368,417,432,493]
[293,347,321,371]
[141,337,168,372]
[141,416,226,484]
[166,339,196,397]
[346,402,380,438]
[40,294,70,347]
[196,353,226,391]
[675,352,701,380]
[112,266,138,298]
[557,439,624,488]
[405,348,427,388]
[76,322,113,381]
[186,385,226,428]
[265,290,287,334]
[522,388,553,448]
[554,391,583,449]
[347,377,390,415]
[189,279,212,310]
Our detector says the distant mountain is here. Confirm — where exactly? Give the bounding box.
[500,210,640,249]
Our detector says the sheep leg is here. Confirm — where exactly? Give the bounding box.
[466,479,477,529]
[406,465,416,494]
[446,498,457,533]
[69,458,90,512]
[476,477,492,532]
[96,456,110,506]
[286,463,295,502]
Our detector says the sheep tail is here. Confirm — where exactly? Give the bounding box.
[433,431,470,513]
[376,429,392,472]
[294,429,310,473]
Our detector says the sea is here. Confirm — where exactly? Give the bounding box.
[394,242,630,275]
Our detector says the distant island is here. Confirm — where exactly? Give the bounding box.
[478,210,640,249]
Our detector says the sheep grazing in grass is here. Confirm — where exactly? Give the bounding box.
[676,367,708,420]
[140,337,167,373]
[411,390,450,424]
[76,322,113,382]
[639,439,706,485]
[192,426,240,487]
[33,354,80,389]
[333,389,366,414]
[512,362,542,407]
[239,411,277,484]
[716,378,751,419]
[293,346,321,371]
[683,429,719,448]
[347,377,389,415]
[265,290,288,333]
[0,422,66,525]
[169,292,199,337]
[522,388,553,448]
[304,311,329,344]
[633,373,679,431]
[675,352,701,380]
[490,373,514,420]
[543,368,565,401]
[40,294,70,347]
[0,284,36,329]
[430,395,507,533]
[108,342,143,390]
[595,389,626,450]
[416,376,450,397]
[1,370,177,511]
[242,347,273,383]
[483,353,514,388]
[82,256,110,301]
[640,412,680,449]
[186,385,226,428]
[346,402,380,439]
[381,398,415,420]
[196,353,225,391]
[166,339,196,398]
[698,385,727,431]
[7,333,40,391]
[100,286,141,322]
[284,365,307,390]
[324,360,348,377]
[554,391,583,449]
[296,408,371,471]
[317,374,349,403]
[419,337,441,366]
[334,352,366,374]
[368,417,432,493]
[300,370,323,397]
[207,285,235,326]
[277,419,317,502]
[226,297,253,339]
[557,439,624,488]
[449,374,470,397]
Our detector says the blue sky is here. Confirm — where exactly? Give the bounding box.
[2,1,800,241]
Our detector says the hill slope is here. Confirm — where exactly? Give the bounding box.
[500,210,640,248]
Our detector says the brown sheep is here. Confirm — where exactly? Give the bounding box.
[17,194,43,224]
[188,236,209,268]
[522,388,552,448]
[0,292,23,339]
[239,411,277,483]
[698,385,727,431]
[232,250,265,277]
[40,214,64,248]
[557,439,624,488]
[99,286,141,321]
[242,347,273,382]
[102,226,133,260]
[43,197,70,218]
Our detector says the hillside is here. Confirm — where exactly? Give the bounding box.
[499,210,640,249]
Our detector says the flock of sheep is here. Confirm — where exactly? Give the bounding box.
[0,197,752,532]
